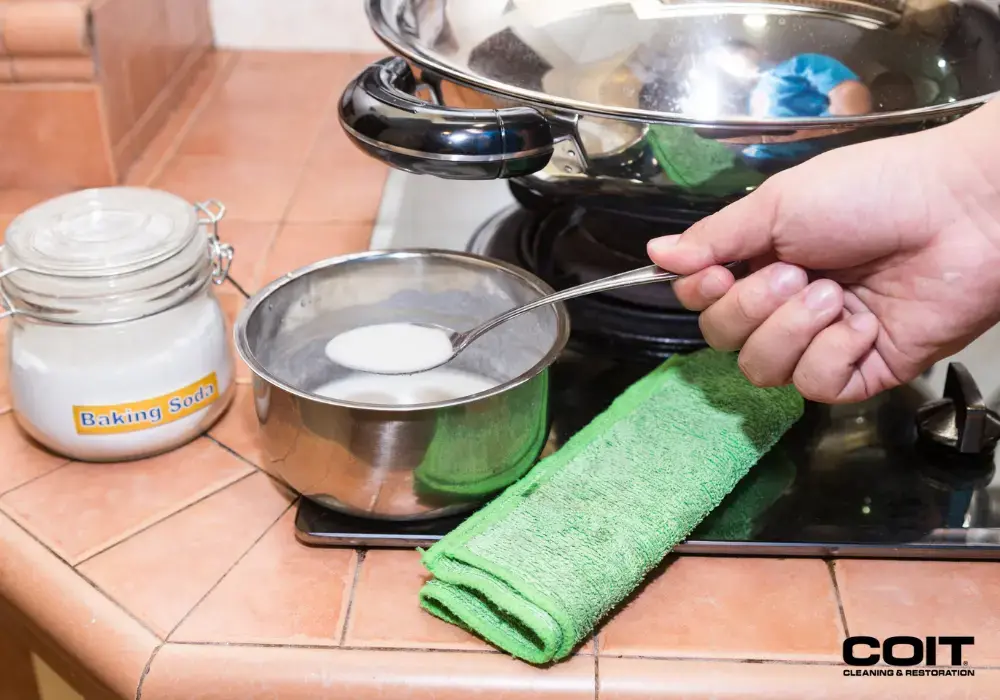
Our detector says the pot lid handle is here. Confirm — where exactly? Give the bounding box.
[339,57,555,180]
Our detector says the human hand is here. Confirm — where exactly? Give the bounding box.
[648,99,1000,403]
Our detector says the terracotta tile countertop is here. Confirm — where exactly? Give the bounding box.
[2,51,1000,700]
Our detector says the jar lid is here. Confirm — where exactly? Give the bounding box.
[4,187,200,278]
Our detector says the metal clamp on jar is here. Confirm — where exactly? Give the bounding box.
[0,187,238,462]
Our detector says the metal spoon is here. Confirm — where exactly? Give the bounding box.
[327,262,739,375]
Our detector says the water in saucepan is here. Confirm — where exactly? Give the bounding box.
[323,322,455,374]
[312,368,498,405]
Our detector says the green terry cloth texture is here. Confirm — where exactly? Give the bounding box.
[647,124,766,196]
[414,376,549,498]
[692,444,796,541]
[419,349,804,665]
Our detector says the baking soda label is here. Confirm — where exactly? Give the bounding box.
[72,373,220,435]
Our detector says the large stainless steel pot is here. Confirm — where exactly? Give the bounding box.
[340,0,1000,202]
[234,250,569,520]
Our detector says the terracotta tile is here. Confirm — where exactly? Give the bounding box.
[125,52,238,187]
[836,559,1000,665]
[345,549,493,650]
[2,1,90,56]
[176,106,325,164]
[78,472,292,637]
[0,86,114,189]
[11,57,95,82]
[171,509,356,645]
[285,159,388,224]
[262,223,372,281]
[0,513,159,700]
[0,437,254,564]
[153,156,300,222]
[598,657,1000,699]
[111,44,213,183]
[219,294,252,385]
[0,188,67,216]
[125,7,171,122]
[90,0,137,146]
[213,51,366,118]
[0,413,70,495]
[164,0,212,64]
[0,320,10,414]
[600,557,843,661]
[0,215,12,243]
[213,220,278,296]
[141,645,596,699]
[208,385,263,468]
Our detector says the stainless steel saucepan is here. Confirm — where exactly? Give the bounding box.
[340,0,1000,203]
[234,249,569,521]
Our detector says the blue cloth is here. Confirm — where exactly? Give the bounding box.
[743,54,858,163]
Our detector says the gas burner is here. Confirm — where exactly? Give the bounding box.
[469,201,708,360]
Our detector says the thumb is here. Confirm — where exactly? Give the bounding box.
[647,183,782,274]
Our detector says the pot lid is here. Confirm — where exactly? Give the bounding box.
[3,187,199,278]
[368,0,1000,125]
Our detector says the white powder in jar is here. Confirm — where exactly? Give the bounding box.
[8,292,234,461]
[313,367,497,405]
[3,187,235,462]
[324,322,455,374]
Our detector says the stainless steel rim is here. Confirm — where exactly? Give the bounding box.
[366,0,998,129]
[234,248,572,413]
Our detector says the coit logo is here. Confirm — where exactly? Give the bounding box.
[843,636,974,667]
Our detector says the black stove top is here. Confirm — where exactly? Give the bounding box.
[469,192,712,360]
[297,192,1000,558]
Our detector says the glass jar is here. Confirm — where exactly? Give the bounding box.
[0,187,236,462]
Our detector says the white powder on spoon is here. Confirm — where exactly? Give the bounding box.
[324,322,456,374]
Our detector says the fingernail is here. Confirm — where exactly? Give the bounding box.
[848,312,878,332]
[769,264,805,296]
[648,236,681,255]
[805,281,839,310]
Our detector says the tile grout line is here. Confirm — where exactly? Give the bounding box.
[338,549,366,646]
[72,457,256,566]
[134,642,163,700]
[594,631,601,700]
[0,512,165,642]
[0,458,73,499]
[826,559,851,639]
[157,640,988,669]
[166,499,297,641]
[205,433,263,473]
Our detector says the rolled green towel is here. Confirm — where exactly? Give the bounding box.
[419,349,804,664]
[692,444,796,541]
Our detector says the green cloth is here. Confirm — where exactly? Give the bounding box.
[693,444,796,541]
[647,124,766,196]
[419,349,804,664]
[414,376,549,498]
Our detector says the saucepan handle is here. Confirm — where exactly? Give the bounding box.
[338,57,554,180]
